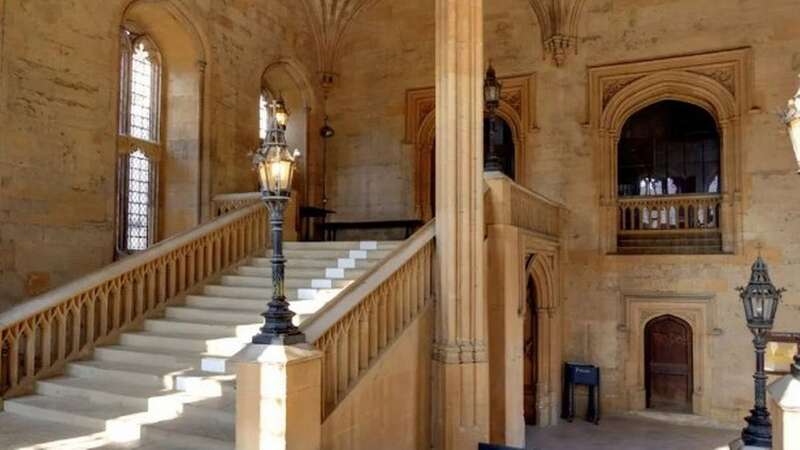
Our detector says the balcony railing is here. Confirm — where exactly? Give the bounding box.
[485,172,561,239]
[618,193,722,233]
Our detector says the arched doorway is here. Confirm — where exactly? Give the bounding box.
[645,315,693,413]
[523,275,538,425]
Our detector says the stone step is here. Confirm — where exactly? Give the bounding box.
[201,284,340,301]
[284,240,400,251]
[183,296,328,315]
[264,248,392,260]
[141,413,234,450]
[120,331,247,355]
[144,317,261,338]
[219,274,350,289]
[93,345,208,368]
[233,265,366,280]
[35,377,207,412]
[165,305,262,324]
[66,360,190,389]
[248,256,372,269]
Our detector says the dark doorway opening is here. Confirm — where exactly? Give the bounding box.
[524,275,538,425]
[645,315,693,413]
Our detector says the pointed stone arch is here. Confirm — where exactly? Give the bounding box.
[588,48,753,254]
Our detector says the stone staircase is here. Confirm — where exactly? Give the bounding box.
[0,240,399,450]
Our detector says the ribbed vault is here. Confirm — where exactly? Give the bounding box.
[300,0,381,90]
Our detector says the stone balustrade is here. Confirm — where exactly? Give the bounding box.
[618,193,722,233]
[212,192,261,217]
[300,221,435,418]
[0,204,267,399]
[484,171,562,239]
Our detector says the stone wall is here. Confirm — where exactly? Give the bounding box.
[0,0,321,311]
[323,0,800,425]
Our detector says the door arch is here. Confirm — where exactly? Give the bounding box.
[645,315,693,413]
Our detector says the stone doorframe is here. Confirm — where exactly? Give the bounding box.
[586,48,754,254]
[404,73,538,221]
[487,224,561,447]
[618,292,723,417]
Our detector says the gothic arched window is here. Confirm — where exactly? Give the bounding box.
[117,28,162,254]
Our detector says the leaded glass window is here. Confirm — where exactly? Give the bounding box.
[125,150,153,251]
[117,28,161,255]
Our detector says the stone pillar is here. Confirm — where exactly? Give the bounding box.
[432,1,490,449]
[768,373,800,450]
[232,343,323,450]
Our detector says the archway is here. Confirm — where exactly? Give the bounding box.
[645,315,693,413]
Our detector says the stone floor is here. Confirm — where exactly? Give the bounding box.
[527,414,739,450]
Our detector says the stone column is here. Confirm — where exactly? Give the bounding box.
[432,1,490,449]
[232,343,323,450]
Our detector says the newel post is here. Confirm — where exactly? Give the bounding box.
[231,344,323,450]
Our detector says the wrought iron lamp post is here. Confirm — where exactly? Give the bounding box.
[484,63,503,172]
[251,100,305,345]
[737,257,785,447]
[784,75,800,174]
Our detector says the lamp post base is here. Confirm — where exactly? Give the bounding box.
[741,408,772,448]
[252,331,306,346]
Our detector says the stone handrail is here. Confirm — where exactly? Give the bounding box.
[0,203,267,398]
[300,220,435,418]
[212,192,261,217]
[618,193,721,233]
[484,171,562,239]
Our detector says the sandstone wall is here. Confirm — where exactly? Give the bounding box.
[324,0,800,425]
[0,0,321,311]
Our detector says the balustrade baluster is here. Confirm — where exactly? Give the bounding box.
[123,282,134,325]
[187,251,196,286]
[349,320,360,386]
[98,292,109,338]
[57,314,67,363]
[72,307,83,357]
[379,288,388,348]
[24,328,36,380]
[337,330,349,399]
[85,299,95,349]
[41,322,52,369]
[9,337,19,388]
[146,270,156,311]
[135,277,145,318]
[359,312,369,372]
[325,339,338,408]
[369,300,378,361]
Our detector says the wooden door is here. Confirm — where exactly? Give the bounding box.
[523,276,538,425]
[645,315,693,413]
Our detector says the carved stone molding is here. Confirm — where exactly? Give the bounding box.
[587,48,754,254]
[527,0,587,66]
